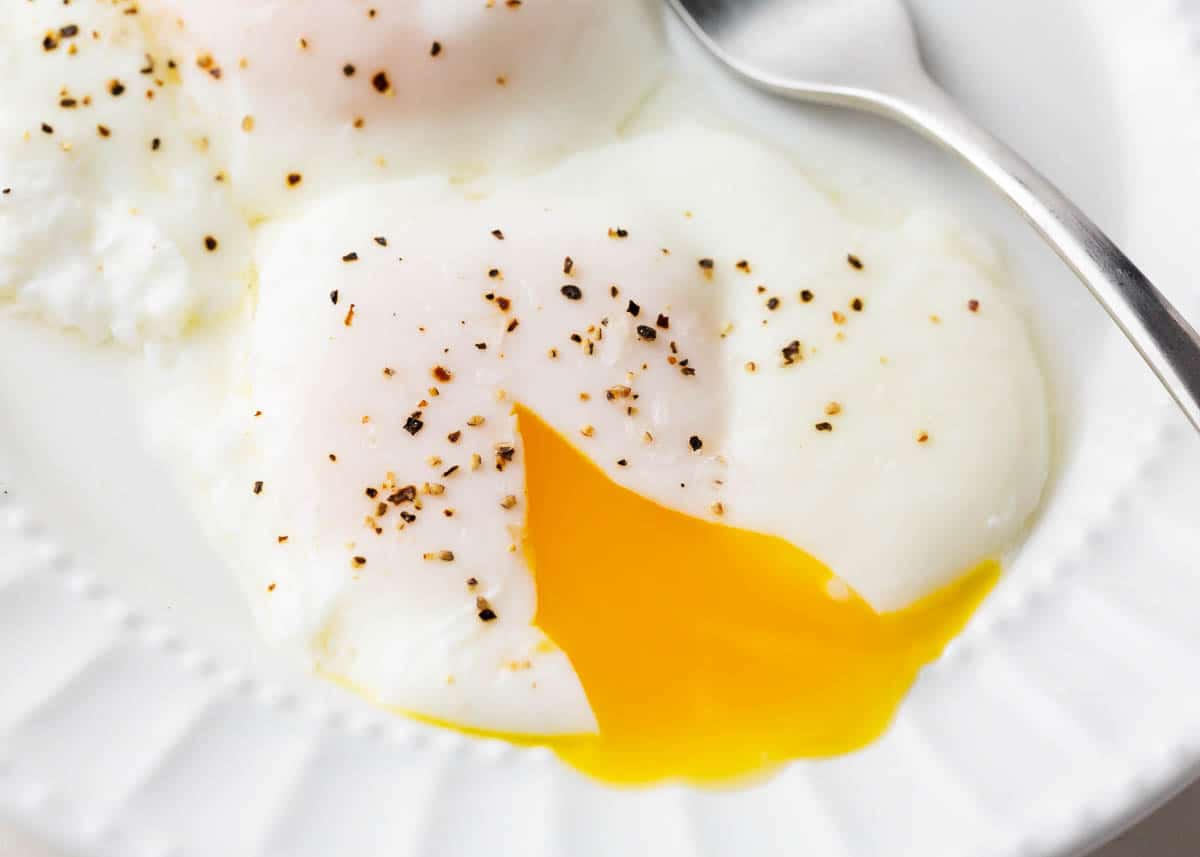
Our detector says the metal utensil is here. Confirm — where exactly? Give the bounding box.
[669,0,1200,432]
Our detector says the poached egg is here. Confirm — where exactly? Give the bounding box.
[161,127,1048,782]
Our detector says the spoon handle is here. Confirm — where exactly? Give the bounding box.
[876,81,1200,433]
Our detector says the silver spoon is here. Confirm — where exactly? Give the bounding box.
[669,0,1200,432]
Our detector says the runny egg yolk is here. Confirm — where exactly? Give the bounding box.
[515,404,999,785]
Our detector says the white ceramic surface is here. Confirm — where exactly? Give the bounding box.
[2,1,1200,855]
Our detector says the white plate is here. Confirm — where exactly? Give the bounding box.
[2,1,1200,855]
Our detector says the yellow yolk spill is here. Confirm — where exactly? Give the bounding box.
[515,404,999,785]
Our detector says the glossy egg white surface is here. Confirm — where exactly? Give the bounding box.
[142,0,664,216]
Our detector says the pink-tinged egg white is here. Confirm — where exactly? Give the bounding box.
[142,0,663,217]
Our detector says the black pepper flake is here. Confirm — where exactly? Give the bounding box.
[286,172,302,187]
[478,607,498,622]
[151,137,161,151]
[968,299,980,313]
[252,480,264,494]
[610,285,619,298]
[373,236,387,246]
[474,342,487,350]
[330,289,339,305]
[488,267,500,278]
[494,444,516,471]
[204,235,218,252]
[60,24,79,37]
[800,289,814,303]
[491,228,504,240]
[59,98,77,108]
[399,510,416,522]
[506,318,519,333]
[447,430,461,443]
[109,79,126,96]
[781,340,803,365]
[766,297,780,311]
[656,313,669,329]
[560,284,582,301]
[495,296,511,311]
[851,297,864,312]
[389,485,417,505]
[847,254,864,270]
[562,256,575,275]
[681,366,696,376]
[40,123,54,135]
[371,70,390,92]
[342,251,358,262]
[442,465,459,477]
[636,324,657,341]
[352,556,367,567]
[626,300,640,317]
[616,458,627,466]
[815,422,834,432]
[365,487,380,499]
[404,414,424,435]
[688,435,703,452]
[43,35,59,51]
[96,125,111,138]
[467,577,478,587]
[698,258,714,270]
[343,63,356,76]
[609,227,629,238]
[569,333,582,343]
[430,41,442,56]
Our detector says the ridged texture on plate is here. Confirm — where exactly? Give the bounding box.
[2,0,1200,855]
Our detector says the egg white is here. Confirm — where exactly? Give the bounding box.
[0,0,251,344]
[141,0,664,218]
[143,125,1048,734]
